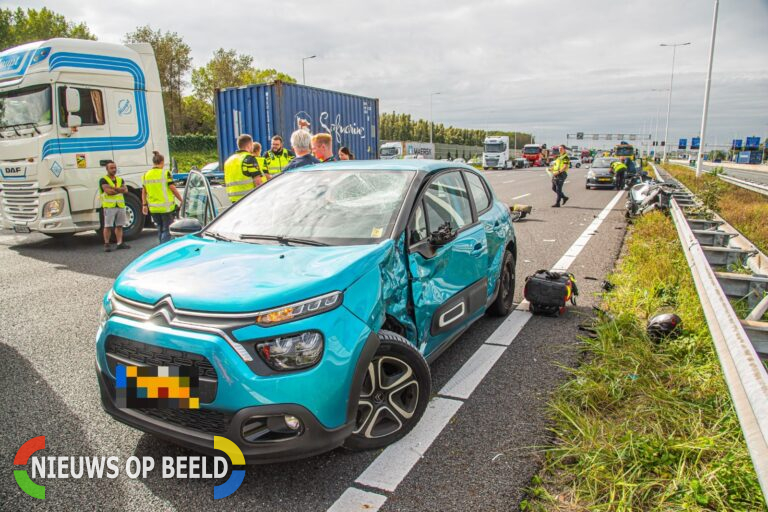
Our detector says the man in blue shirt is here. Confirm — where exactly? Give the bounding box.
[284,128,319,171]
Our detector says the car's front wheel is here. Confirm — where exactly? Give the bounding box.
[344,331,430,451]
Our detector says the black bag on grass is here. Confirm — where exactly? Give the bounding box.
[523,270,578,316]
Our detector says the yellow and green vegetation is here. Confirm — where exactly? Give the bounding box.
[523,212,763,511]
[661,163,768,254]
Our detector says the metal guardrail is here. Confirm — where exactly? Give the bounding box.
[653,164,768,501]
[718,174,768,197]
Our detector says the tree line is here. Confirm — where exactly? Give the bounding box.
[2,7,531,146]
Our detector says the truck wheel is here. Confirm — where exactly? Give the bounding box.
[488,249,516,316]
[344,331,430,451]
[122,194,145,241]
[483,167,489,171]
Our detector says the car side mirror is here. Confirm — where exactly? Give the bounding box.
[67,114,82,129]
[65,87,81,113]
[429,222,456,246]
[169,218,203,238]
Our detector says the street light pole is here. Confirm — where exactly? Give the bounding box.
[660,42,691,161]
[429,92,441,144]
[651,88,669,157]
[302,55,316,85]
[695,0,719,177]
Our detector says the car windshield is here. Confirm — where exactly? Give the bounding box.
[207,169,415,245]
[0,84,52,129]
[380,147,400,157]
[593,158,616,168]
[484,142,506,153]
[201,162,219,172]
[523,146,540,154]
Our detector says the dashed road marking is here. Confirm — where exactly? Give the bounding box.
[512,193,530,200]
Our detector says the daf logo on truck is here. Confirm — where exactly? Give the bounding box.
[2,166,26,178]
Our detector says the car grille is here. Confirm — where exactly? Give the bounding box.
[133,407,232,435]
[105,336,218,403]
[0,181,38,222]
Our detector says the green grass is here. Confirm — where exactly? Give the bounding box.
[171,150,219,172]
[522,212,764,511]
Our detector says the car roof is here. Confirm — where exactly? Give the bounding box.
[290,159,478,175]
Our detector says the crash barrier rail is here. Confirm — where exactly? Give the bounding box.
[718,174,768,197]
[653,164,768,501]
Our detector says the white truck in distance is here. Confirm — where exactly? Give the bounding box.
[482,135,511,170]
[0,38,169,239]
[379,141,435,160]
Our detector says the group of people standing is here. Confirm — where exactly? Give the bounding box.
[223,122,354,204]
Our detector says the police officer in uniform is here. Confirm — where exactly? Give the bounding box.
[550,145,570,207]
[611,158,628,190]
[142,151,182,244]
[225,134,267,203]
[264,135,294,175]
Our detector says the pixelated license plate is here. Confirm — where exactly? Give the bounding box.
[115,364,200,409]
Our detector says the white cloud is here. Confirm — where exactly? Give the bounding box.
[4,0,767,146]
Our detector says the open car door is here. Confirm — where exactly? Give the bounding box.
[179,169,220,225]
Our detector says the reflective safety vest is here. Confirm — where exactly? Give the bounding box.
[142,167,175,213]
[255,156,268,184]
[101,175,125,208]
[224,151,258,203]
[265,149,293,174]
[552,155,569,176]
[611,161,628,174]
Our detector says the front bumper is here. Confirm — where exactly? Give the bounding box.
[97,369,355,463]
[586,177,616,188]
[95,304,379,463]
[0,184,94,233]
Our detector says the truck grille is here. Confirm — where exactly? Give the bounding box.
[105,336,218,403]
[0,181,39,222]
[485,158,499,166]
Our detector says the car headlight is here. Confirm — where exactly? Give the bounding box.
[587,171,595,179]
[98,291,114,331]
[43,199,64,218]
[256,331,324,371]
[255,292,342,326]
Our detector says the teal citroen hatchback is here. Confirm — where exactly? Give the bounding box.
[96,160,516,462]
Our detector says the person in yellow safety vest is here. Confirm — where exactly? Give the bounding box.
[99,160,130,252]
[550,145,570,208]
[141,151,183,245]
[264,135,294,175]
[611,158,628,190]
[250,141,269,185]
[225,134,268,203]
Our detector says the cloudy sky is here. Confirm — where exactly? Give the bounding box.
[7,0,768,148]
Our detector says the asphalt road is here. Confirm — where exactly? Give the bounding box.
[0,165,627,511]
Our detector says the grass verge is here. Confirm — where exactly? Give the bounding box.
[522,211,763,510]
[660,163,768,254]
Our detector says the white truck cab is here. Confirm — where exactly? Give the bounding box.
[379,141,435,160]
[482,136,511,170]
[0,38,169,238]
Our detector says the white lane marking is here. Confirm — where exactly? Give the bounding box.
[551,190,623,272]
[354,397,463,492]
[503,179,516,183]
[543,239,556,242]
[329,189,625,511]
[439,344,507,399]
[512,193,530,200]
[484,310,532,346]
[327,488,387,512]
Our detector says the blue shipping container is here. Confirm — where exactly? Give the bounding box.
[215,81,379,165]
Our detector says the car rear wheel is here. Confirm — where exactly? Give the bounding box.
[489,249,516,316]
[344,331,430,451]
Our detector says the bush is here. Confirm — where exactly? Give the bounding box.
[169,134,218,152]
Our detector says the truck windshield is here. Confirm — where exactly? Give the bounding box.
[615,146,634,156]
[207,169,415,246]
[380,147,400,157]
[523,146,540,154]
[0,85,52,129]
[484,143,506,153]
